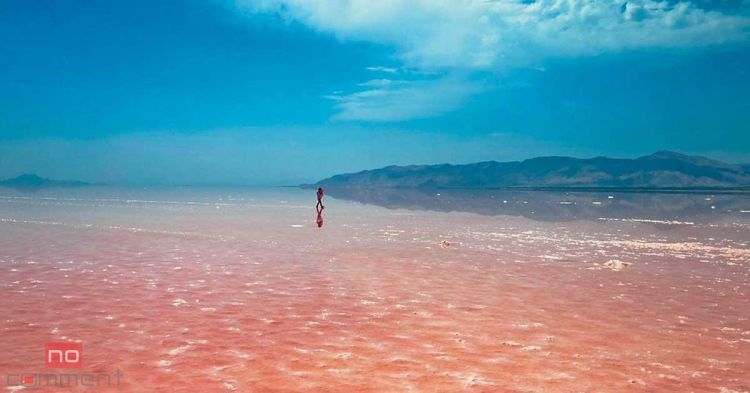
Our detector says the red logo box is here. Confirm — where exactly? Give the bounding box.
[45,342,83,368]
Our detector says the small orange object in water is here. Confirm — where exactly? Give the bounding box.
[439,240,452,249]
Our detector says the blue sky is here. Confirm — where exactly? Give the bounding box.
[1,0,749,185]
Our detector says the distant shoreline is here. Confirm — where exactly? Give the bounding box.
[301,185,750,195]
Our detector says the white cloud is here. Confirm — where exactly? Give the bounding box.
[239,0,748,70]
[326,76,482,121]
[234,0,749,120]
[366,66,399,73]
[358,78,394,87]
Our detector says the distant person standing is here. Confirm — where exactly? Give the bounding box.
[316,187,325,210]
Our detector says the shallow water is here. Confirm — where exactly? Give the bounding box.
[1,187,748,392]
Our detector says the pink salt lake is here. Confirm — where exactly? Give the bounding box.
[1,187,748,392]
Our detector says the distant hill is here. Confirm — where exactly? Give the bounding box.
[311,151,750,189]
[0,174,89,188]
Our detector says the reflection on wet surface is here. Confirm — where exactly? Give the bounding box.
[327,187,750,224]
[0,187,748,392]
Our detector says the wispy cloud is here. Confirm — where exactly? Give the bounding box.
[234,0,750,120]
[357,78,394,88]
[366,66,398,74]
[326,76,482,121]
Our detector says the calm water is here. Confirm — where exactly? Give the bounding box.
[1,186,748,392]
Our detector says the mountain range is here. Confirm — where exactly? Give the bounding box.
[311,151,750,189]
[0,174,89,189]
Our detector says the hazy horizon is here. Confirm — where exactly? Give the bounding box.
[2,147,750,187]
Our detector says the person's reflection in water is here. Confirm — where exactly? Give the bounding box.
[316,205,324,228]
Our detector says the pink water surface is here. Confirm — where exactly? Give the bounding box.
[1,188,748,392]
